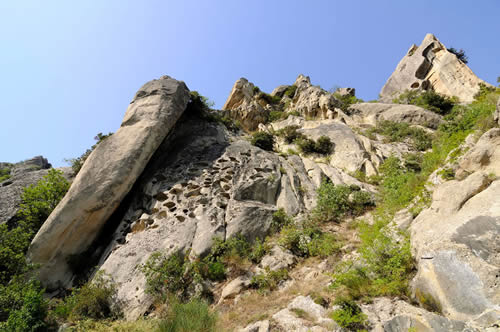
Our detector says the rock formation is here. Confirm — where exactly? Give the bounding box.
[0,156,67,225]
[28,76,190,289]
[380,33,489,103]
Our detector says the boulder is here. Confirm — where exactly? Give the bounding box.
[347,102,442,129]
[271,85,291,97]
[239,320,270,332]
[28,76,191,290]
[380,34,490,103]
[335,87,355,97]
[456,128,500,179]
[260,246,296,271]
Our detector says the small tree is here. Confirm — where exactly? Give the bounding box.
[447,47,468,64]
[251,132,274,151]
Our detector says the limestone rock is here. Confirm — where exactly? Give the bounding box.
[410,170,500,326]
[260,246,296,271]
[494,96,500,126]
[28,76,191,290]
[335,87,355,97]
[380,34,490,103]
[239,320,270,332]
[271,85,291,97]
[219,275,252,302]
[456,128,500,179]
[347,102,442,129]
[222,78,269,131]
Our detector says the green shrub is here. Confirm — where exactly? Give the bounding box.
[252,86,261,94]
[140,251,192,301]
[158,298,218,332]
[473,83,496,102]
[307,233,341,258]
[205,261,226,282]
[370,120,432,151]
[257,92,281,105]
[277,221,325,257]
[438,167,455,180]
[447,47,468,64]
[0,169,69,285]
[251,132,274,151]
[249,238,269,263]
[0,167,11,183]
[334,93,364,112]
[66,132,113,175]
[284,85,297,98]
[58,271,120,321]
[415,289,442,314]
[403,153,423,172]
[270,208,293,233]
[0,279,48,332]
[314,136,333,154]
[249,268,289,291]
[295,137,316,154]
[392,89,456,115]
[330,298,367,330]
[277,126,304,144]
[268,111,286,122]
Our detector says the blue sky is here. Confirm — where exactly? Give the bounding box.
[1,1,499,166]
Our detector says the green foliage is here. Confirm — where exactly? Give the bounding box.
[267,111,287,122]
[313,181,373,223]
[295,136,333,155]
[250,132,274,151]
[277,125,304,144]
[252,86,261,94]
[66,132,113,175]
[284,85,297,98]
[0,169,69,285]
[437,167,455,180]
[334,93,364,112]
[306,233,342,258]
[56,271,120,321]
[473,82,496,102]
[158,298,218,332]
[248,238,269,263]
[447,47,468,64]
[257,92,281,105]
[188,91,215,112]
[249,268,289,291]
[330,298,367,331]
[393,89,456,115]
[0,279,48,332]
[270,208,293,233]
[141,251,192,301]
[0,167,11,183]
[368,120,432,151]
[205,112,240,132]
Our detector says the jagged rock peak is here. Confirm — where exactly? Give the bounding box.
[380,33,490,103]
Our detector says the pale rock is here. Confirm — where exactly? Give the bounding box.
[239,320,270,332]
[271,85,291,97]
[28,76,190,290]
[456,128,500,179]
[219,275,252,303]
[335,87,355,97]
[260,246,296,271]
[380,33,490,103]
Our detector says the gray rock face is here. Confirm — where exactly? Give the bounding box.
[410,168,500,325]
[347,102,442,129]
[28,76,191,290]
[335,87,355,97]
[494,96,500,126]
[380,34,489,103]
[0,156,58,225]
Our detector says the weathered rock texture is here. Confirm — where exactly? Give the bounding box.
[409,128,500,327]
[0,156,60,225]
[380,33,489,103]
[28,76,190,289]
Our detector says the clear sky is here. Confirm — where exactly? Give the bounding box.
[1,1,499,166]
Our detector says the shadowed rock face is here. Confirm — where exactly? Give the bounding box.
[28,76,190,290]
[380,33,489,103]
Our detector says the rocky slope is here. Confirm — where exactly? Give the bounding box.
[22,34,500,331]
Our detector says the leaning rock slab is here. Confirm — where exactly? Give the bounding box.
[28,76,190,289]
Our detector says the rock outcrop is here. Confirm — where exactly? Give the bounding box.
[28,76,191,289]
[409,128,500,327]
[0,156,61,225]
[380,33,489,103]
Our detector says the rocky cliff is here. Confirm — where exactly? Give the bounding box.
[19,34,500,331]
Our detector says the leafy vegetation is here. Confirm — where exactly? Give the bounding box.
[0,166,11,183]
[250,132,274,151]
[0,169,69,330]
[256,92,281,105]
[334,93,364,112]
[283,85,297,98]
[295,136,333,155]
[53,271,121,322]
[392,89,456,115]
[249,268,289,291]
[447,47,468,64]
[158,298,218,332]
[313,181,373,222]
[366,120,433,151]
[330,298,367,330]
